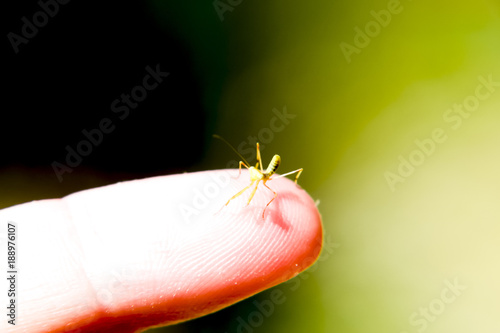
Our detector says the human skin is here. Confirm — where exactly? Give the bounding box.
[0,170,323,333]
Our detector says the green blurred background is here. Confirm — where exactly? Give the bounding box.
[3,0,500,332]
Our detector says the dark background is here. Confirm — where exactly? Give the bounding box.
[3,1,222,194]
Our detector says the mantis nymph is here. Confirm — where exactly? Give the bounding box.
[214,135,303,219]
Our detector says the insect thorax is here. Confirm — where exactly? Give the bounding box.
[249,167,265,180]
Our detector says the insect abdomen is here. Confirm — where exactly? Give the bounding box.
[266,155,281,175]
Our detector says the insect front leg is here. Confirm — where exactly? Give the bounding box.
[233,161,250,179]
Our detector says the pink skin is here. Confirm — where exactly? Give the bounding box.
[1,170,323,333]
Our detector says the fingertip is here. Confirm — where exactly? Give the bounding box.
[39,170,322,332]
[185,169,323,303]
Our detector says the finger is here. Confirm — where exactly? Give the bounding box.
[0,170,322,333]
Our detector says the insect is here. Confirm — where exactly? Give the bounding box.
[213,134,303,219]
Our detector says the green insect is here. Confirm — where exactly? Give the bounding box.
[214,135,303,219]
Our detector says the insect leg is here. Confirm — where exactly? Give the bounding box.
[225,180,254,206]
[262,181,277,219]
[273,168,303,184]
[256,143,264,173]
[235,161,251,179]
[246,180,261,205]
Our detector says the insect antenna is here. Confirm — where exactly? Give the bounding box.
[213,134,251,166]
